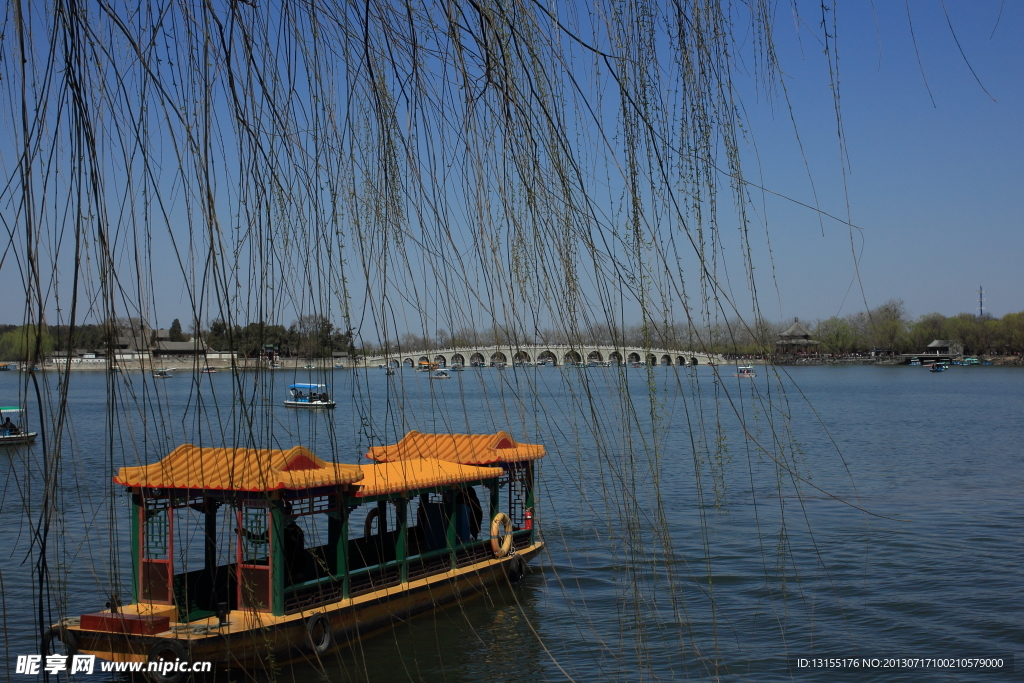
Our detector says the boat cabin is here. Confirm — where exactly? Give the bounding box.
[52,432,543,673]
[285,383,336,409]
[0,406,36,444]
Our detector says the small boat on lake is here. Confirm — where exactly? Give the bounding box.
[0,406,36,445]
[734,365,756,378]
[201,367,216,374]
[153,369,175,379]
[429,369,452,380]
[0,362,15,371]
[929,363,948,372]
[384,367,396,376]
[284,383,336,409]
[47,431,544,679]
[449,363,463,372]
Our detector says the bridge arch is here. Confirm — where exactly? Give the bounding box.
[627,352,641,364]
[646,354,657,366]
[587,350,604,362]
[451,353,465,366]
[691,356,699,366]
[490,351,507,365]
[403,357,414,367]
[609,351,623,365]
[537,350,557,366]
[563,350,582,365]
[513,350,532,363]
[470,352,485,366]
[675,356,686,366]
[418,356,430,364]
[388,358,400,368]
[433,354,447,366]
[660,354,672,366]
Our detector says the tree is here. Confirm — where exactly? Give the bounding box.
[815,317,857,355]
[168,319,185,342]
[0,325,54,362]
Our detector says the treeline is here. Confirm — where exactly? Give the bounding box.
[0,315,354,361]
[362,301,1024,357]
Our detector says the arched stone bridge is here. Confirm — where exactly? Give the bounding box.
[359,344,722,368]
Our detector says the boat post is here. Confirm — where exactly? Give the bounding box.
[329,494,350,598]
[445,491,458,570]
[396,497,408,583]
[203,499,219,575]
[270,500,286,616]
[130,490,142,603]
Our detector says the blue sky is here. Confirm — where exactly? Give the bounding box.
[1,1,1020,332]
[738,1,1022,320]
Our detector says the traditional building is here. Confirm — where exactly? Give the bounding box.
[775,318,821,355]
[925,339,964,357]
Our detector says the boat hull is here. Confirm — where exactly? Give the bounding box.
[284,400,337,409]
[0,432,37,445]
[68,542,543,667]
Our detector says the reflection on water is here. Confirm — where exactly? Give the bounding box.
[1,365,1023,681]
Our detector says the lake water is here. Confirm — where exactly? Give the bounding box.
[1,365,1021,681]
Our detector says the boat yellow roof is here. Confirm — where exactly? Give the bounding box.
[365,430,545,465]
[113,444,365,492]
[351,460,503,497]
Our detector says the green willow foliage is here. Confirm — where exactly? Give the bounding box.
[2,0,856,680]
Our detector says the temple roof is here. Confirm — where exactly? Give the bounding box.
[778,318,814,340]
[365,430,545,466]
[351,460,503,497]
[113,444,365,492]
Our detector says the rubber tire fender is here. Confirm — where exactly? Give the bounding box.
[503,554,528,586]
[306,613,334,655]
[490,513,514,558]
[147,638,189,683]
[42,627,78,663]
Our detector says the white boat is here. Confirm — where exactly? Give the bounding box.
[450,363,463,372]
[734,365,756,378]
[201,367,216,374]
[154,368,175,379]
[429,370,452,380]
[284,383,336,409]
[0,406,37,445]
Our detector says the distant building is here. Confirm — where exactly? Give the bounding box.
[925,339,963,357]
[152,338,207,358]
[775,318,821,355]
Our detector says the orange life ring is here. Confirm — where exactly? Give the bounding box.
[490,513,513,557]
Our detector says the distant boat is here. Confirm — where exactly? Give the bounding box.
[384,367,396,376]
[929,364,947,373]
[0,363,14,371]
[154,368,175,379]
[449,363,463,372]
[734,365,756,378]
[285,383,336,409]
[201,367,216,374]
[429,370,452,380]
[108,366,121,373]
[304,364,315,369]
[0,406,37,445]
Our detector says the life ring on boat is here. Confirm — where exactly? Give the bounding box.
[42,626,78,662]
[502,554,528,586]
[146,639,189,683]
[490,513,514,558]
[364,507,381,538]
[305,613,334,655]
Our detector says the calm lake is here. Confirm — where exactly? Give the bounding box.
[1,365,1021,681]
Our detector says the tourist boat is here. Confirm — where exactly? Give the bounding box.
[929,364,947,373]
[384,367,396,376]
[429,370,452,380]
[44,431,543,680]
[201,367,216,374]
[734,365,756,378]
[416,361,439,372]
[449,363,463,372]
[153,369,175,379]
[284,383,336,409]
[0,362,15,371]
[0,406,37,445]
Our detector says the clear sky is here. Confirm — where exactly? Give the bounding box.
[1,1,1020,330]
[737,1,1023,321]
